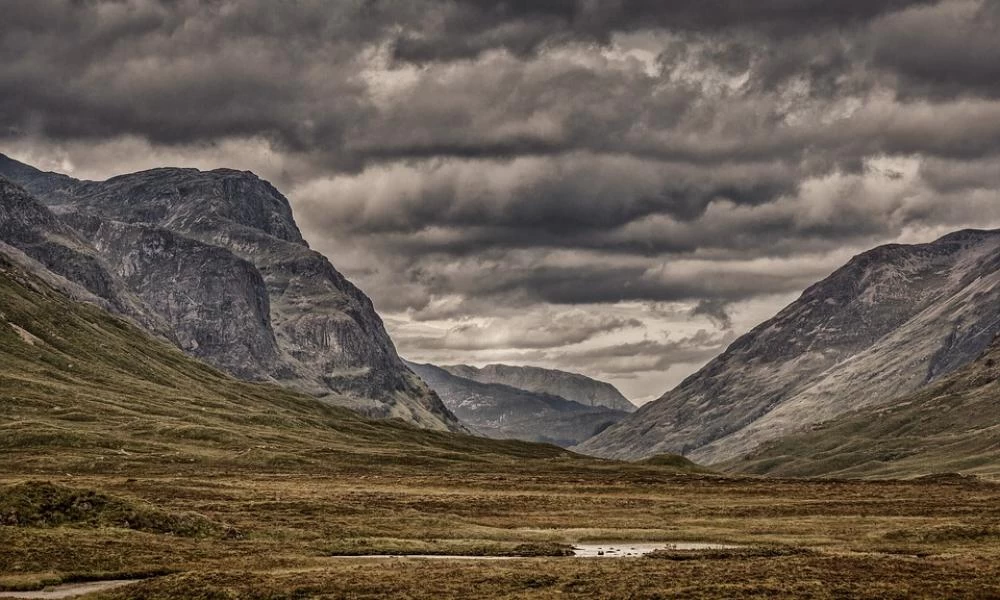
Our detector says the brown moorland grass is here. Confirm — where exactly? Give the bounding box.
[1,470,998,599]
[1,257,999,598]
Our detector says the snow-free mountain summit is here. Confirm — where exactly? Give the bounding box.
[0,154,460,431]
[578,229,1000,464]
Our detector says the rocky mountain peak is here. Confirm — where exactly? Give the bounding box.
[0,176,63,235]
[70,167,307,247]
[577,228,1000,463]
[0,155,461,432]
[0,154,78,200]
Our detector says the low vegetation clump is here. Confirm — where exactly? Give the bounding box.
[640,453,712,472]
[0,481,218,536]
[881,523,1000,544]
[645,545,816,561]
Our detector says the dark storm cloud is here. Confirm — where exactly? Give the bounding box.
[3,0,993,166]
[547,330,737,376]
[870,0,1000,99]
[1,0,386,161]
[296,155,801,237]
[389,0,938,62]
[463,262,813,306]
[690,299,733,330]
[3,0,1000,393]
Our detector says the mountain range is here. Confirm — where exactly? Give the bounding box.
[438,363,635,413]
[3,152,998,479]
[577,229,1000,467]
[406,361,629,446]
[0,250,566,473]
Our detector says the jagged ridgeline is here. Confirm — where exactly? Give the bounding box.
[0,154,460,431]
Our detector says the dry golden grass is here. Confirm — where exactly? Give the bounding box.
[1,469,998,599]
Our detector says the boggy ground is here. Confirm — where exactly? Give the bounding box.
[1,462,998,599]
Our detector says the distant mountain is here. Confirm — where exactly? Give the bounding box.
[407,361,627,447]
[731,334,1000,478]
[577,229,1000,464]
[440,364,635,413]
[0,155,460,431]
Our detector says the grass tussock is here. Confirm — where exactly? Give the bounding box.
[0,481,218,536]
[881,522,1000,543]
[639,453,712,472]
[645,545,817,561]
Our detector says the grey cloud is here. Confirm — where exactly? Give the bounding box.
[870,1,1000,99]
[309,242,848,319]
[475,262,824,306]
[4,0,1000,397]
[691,299,733,330]
[919,156,1000,193]
[547,330,737,376]
[405,314,642,352]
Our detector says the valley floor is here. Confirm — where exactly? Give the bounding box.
[1,462,998,599]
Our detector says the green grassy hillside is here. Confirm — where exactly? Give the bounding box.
[729,337,1000,478]
[0,255,569,476]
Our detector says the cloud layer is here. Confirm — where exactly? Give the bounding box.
[3,0,999,400]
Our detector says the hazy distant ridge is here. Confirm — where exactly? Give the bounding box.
[441,363,635,413]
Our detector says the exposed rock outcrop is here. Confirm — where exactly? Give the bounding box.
[0,156,460,431]
[0,177,169,337]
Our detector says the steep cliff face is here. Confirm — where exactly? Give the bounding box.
[577,229,1000,463]
[441,364,635,413]
[407,361,626,447]
[0,156,460,431]
[0,177,168,336]
[68,217,280,381]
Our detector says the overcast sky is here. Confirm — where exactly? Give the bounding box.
[4,0,1000,403]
